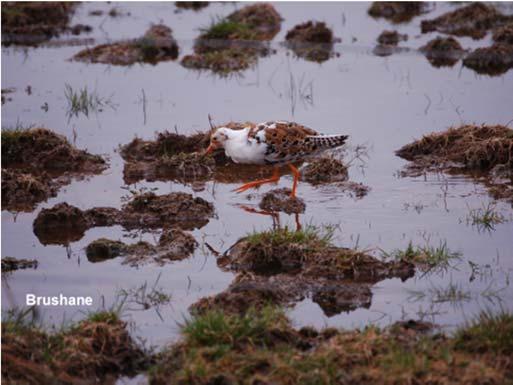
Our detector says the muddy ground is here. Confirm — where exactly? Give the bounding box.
[1,2,92,46]
[151,306,513,385]
[86,228,197,266]
[191,226,414,317]
[1,128,106,212]
[73,24,179,65]
[285,21,338,63]
[1,311,148,384]
[181,3,281,74]
[368,2,430,24]
[421,2,513,39]
[420,36,465,68]
[33,192,214,245]
[396,124,513,203]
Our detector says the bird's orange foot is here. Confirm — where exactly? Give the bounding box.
[233,179,270,193]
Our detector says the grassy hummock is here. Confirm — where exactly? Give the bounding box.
[150,306,513,385]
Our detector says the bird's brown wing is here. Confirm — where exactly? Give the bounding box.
[259,121,319,163]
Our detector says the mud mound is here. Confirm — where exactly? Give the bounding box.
[259,188,306,214]
[2,312,147,383]
[175,2,209,11]
[420,36,465,67]
[121,192,214,230]
[73,24,178,65]
[285,21,337,62]
[193,227,413,316]
[2,128,105,174]
[377,30,408,46]
[33,193,214,245]
[302,156,349,185]
[181,3,281,75]
[1,257,38,273]
[1,169,58,212]
[421,3,512,39]
[1,2,79,45]
[120,124,278,185]
[2,127,106,212]
[397,124,513,202]
[86,228,197,266]
[368,2,428,24]
[493,23,513,45]
[463,43,513,76]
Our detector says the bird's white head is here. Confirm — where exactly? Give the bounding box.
[205,127,230,155]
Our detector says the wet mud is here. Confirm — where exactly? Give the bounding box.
[181,3,281,75]
[368,2,429,24]
[1,312,147,384]
[1,2,91,46]
[463,43,513,76]
[33,192,214,245]
[73,25,179,65]
[1,128,106,212]
[377,30,408,46]
[396,124,513,203]
[1,257,38,273]
[420,36,465,68]
[175,2,209,11]
[259,188,306,214]
[151,307,513,385]
[191,227,414,317]
[493,23,513,45]
[285,21,338,63]
[86,228,197,266]
[421,3,513,40]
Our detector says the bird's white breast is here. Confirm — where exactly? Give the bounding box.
[224,127,267,165]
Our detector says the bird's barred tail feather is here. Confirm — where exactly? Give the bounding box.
[307,134,348,149]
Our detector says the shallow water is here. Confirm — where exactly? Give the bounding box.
[2,1,513,351]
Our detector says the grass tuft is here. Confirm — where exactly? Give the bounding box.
[245,225,335,250]
[465,203,506,231]
[200,18,256,40]
[454,310,513,355]
[64,84,115,119]
[183,305,288,352]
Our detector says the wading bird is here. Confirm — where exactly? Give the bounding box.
[205,121,348,197]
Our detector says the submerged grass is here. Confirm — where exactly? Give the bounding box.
[64,83,115,119]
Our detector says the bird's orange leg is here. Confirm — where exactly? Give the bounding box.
[288,163,301,198]
[234,167,281,194]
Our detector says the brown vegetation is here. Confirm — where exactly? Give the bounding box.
[1,128,106,212]
[151,307,513,385]
[1,312,147,384]
[285,21,337,62]
[33,192,214,245]
[73,25,179,65]
[396,124,513,202]
[86,228,197,266]
[181,3,281,74]
[191,226,414,317]
[368,2,428,24]
[421,3,512,39]
[420,36,465,67]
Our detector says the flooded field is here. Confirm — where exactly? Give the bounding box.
[2,2,513,384]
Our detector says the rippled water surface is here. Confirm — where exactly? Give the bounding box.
[2,1,513,351]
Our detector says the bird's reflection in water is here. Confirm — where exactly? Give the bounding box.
[236,204,302,231]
